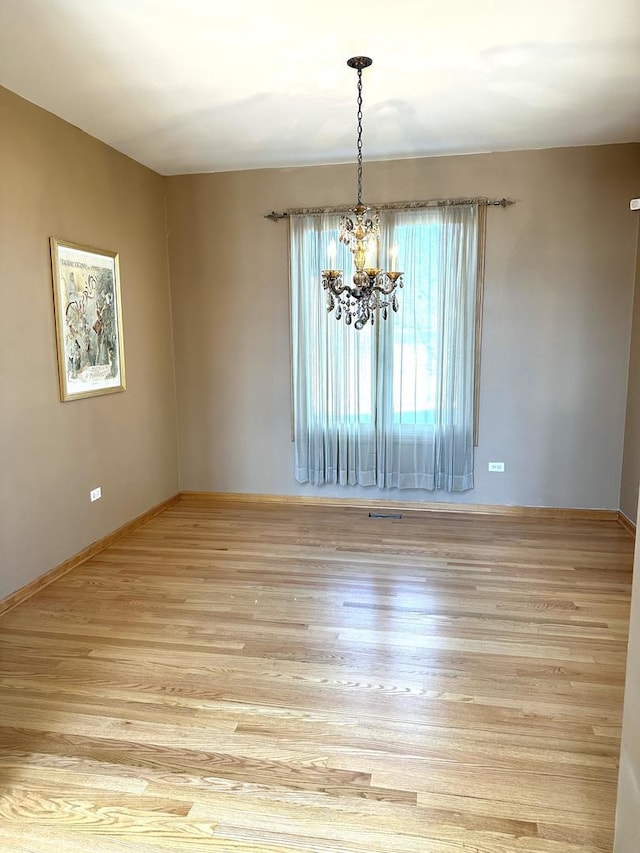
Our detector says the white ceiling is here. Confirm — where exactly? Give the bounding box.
[1,0,639,175]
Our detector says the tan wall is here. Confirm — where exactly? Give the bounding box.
[615,488,640,851]
[0,86,179,600]
[167,144,639,508]
[620,225,640,522]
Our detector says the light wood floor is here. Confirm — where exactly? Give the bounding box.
[0,497,634,852]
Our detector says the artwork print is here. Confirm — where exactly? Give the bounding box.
[50,238,126,401]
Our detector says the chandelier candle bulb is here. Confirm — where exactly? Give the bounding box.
[327,239,337,265]
[390,244,398,271]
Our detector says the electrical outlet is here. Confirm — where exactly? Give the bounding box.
[488,462,505,472]
[90,487,102,502]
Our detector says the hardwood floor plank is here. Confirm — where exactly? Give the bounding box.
[0,498,633,851]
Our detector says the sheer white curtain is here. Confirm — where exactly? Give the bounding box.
[376,205,478,490]
[290,204,480,491]
[291,214,377,485]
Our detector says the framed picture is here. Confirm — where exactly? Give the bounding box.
[50,238,126,401]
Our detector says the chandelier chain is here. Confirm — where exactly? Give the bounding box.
[356,68,363,206]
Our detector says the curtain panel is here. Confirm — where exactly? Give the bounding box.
[290,204,480,491]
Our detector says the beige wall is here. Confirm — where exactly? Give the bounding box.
[167,144,639,508]
[0,86,179,600]
[615,488,640,852]
[620,225,640,522]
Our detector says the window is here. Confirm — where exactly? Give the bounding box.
[290,203,483,492]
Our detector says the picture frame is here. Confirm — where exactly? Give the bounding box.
[50,238,126,401]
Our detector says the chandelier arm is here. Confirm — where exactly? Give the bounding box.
[372,279,402,295]
[334,283,353,296]
[324,278,353,297]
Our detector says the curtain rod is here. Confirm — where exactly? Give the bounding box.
[264,197,515,222]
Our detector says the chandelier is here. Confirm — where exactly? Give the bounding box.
[322,57,403,330]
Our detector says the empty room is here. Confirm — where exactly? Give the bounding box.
[1,1,640,851]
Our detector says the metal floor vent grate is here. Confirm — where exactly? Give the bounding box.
[368,512,403,519]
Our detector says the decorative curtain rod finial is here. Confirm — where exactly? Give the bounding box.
[264,211,288,222]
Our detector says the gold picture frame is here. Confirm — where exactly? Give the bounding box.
[50,238,126,401]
